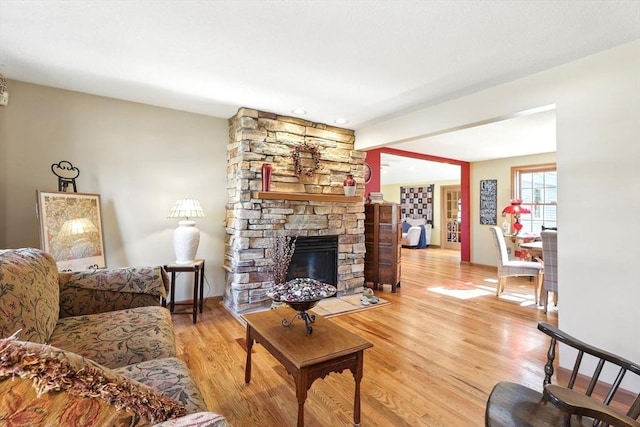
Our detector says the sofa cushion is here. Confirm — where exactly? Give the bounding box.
[115,357,207,414]
[0,336,186,425]
[0,248,59,343]
[49,306,176,369]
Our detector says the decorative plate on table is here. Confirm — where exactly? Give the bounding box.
[268,278,336,311]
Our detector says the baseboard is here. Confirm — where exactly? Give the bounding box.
[465,262,496,270]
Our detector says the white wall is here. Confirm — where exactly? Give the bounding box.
[356,41,640,378]
[0,80,229,301]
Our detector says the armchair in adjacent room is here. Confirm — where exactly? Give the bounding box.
[402,217,431,248]
[402,225,422,247]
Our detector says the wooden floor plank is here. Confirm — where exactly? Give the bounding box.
[173,248,557,426]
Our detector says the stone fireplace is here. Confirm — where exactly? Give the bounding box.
[224,108,366,314]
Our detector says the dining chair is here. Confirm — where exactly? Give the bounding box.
[489,226,544,304]
[540,229,558,313]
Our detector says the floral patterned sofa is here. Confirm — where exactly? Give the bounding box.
[0,248,229,426]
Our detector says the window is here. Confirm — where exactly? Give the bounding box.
[513,164,557,234]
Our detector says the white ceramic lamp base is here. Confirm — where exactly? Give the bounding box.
[173,220,200,264]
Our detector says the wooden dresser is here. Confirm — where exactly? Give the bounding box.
[364,203,401,292]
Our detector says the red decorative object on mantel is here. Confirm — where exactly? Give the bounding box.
[343,174,356,196]
[502,199,531,234]
[261,163,273,191]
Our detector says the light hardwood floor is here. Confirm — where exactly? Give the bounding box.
[172,248,557,427]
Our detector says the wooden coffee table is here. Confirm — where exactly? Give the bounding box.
[243,307,373,427]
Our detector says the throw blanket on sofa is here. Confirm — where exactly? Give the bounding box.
[416,225,428,249]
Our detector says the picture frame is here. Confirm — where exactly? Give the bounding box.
[36,191,106,271]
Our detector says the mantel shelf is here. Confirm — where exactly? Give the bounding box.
[254,191,362,203]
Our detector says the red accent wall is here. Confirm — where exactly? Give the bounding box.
[364,149,382,197]
[367,147,471,262]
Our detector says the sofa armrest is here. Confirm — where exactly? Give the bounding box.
[58,266,169,317]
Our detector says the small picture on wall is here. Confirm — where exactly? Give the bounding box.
[479,179,498,225]
[36,191,106,271]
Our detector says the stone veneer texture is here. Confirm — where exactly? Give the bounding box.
[224,108,366,313]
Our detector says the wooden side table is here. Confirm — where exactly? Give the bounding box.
[164,259,205,324]
[243,307,373,427]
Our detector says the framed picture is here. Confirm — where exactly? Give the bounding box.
[36,191,106,271]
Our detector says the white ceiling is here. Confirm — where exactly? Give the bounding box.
[381,153,461,185]
[381,107,557,184]
[1,0,638,177]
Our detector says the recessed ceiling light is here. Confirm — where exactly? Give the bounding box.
[334,118,348,125]
[291,108,306,115]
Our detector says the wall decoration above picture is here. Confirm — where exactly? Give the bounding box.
[51,160,80,192]
[37,191,106,271]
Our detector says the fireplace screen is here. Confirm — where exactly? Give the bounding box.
[286,235,338,287]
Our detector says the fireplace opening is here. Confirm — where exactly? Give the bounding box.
[286,235,338,289]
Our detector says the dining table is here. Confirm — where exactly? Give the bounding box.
[519,240,543,261]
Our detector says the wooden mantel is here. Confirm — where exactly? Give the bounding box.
[254,191,362,203]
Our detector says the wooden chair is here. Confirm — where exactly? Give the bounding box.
[486,322,640,427]
[489,226,544,304]
[540,230,558,313]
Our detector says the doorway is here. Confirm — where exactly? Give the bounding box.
[441,186,461,251]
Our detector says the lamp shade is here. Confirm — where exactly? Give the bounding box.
[502,199,531,215]
[167,198,206,219]
[168,199,206,264]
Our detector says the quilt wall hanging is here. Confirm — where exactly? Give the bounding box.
[400,184,434,225]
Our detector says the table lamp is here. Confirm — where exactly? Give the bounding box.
[502,199,531,235]
[167,198,206,264]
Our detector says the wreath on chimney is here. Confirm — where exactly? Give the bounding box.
[291,143,321,177]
